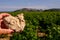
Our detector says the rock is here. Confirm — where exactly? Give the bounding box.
[0,37,10,40]
[37,32,46,37]
[3,13,25,32]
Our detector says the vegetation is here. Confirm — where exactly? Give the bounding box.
[1,8,60,40]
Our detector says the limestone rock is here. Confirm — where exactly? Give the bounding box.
[3,13,25,32]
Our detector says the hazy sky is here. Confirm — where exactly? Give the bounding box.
[0,0,60,11]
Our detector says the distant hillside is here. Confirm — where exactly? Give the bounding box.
[14,8,60,12]
[43,8,60,12]
[0,8,60,13]
[14,8,43,12]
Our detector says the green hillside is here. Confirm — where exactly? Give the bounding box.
[1,9,60,40]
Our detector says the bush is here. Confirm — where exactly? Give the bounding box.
[8,11,60,40]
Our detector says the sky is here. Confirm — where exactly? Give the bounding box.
[0,0,60,11]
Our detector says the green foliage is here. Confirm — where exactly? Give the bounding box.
[7,11,60,40]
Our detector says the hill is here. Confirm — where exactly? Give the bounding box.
[0,8,60,40]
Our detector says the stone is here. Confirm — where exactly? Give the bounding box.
[3,13,25,32]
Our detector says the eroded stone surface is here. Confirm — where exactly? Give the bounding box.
[3,13,25,32]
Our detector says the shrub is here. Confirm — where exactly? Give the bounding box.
[8,11,60,40]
